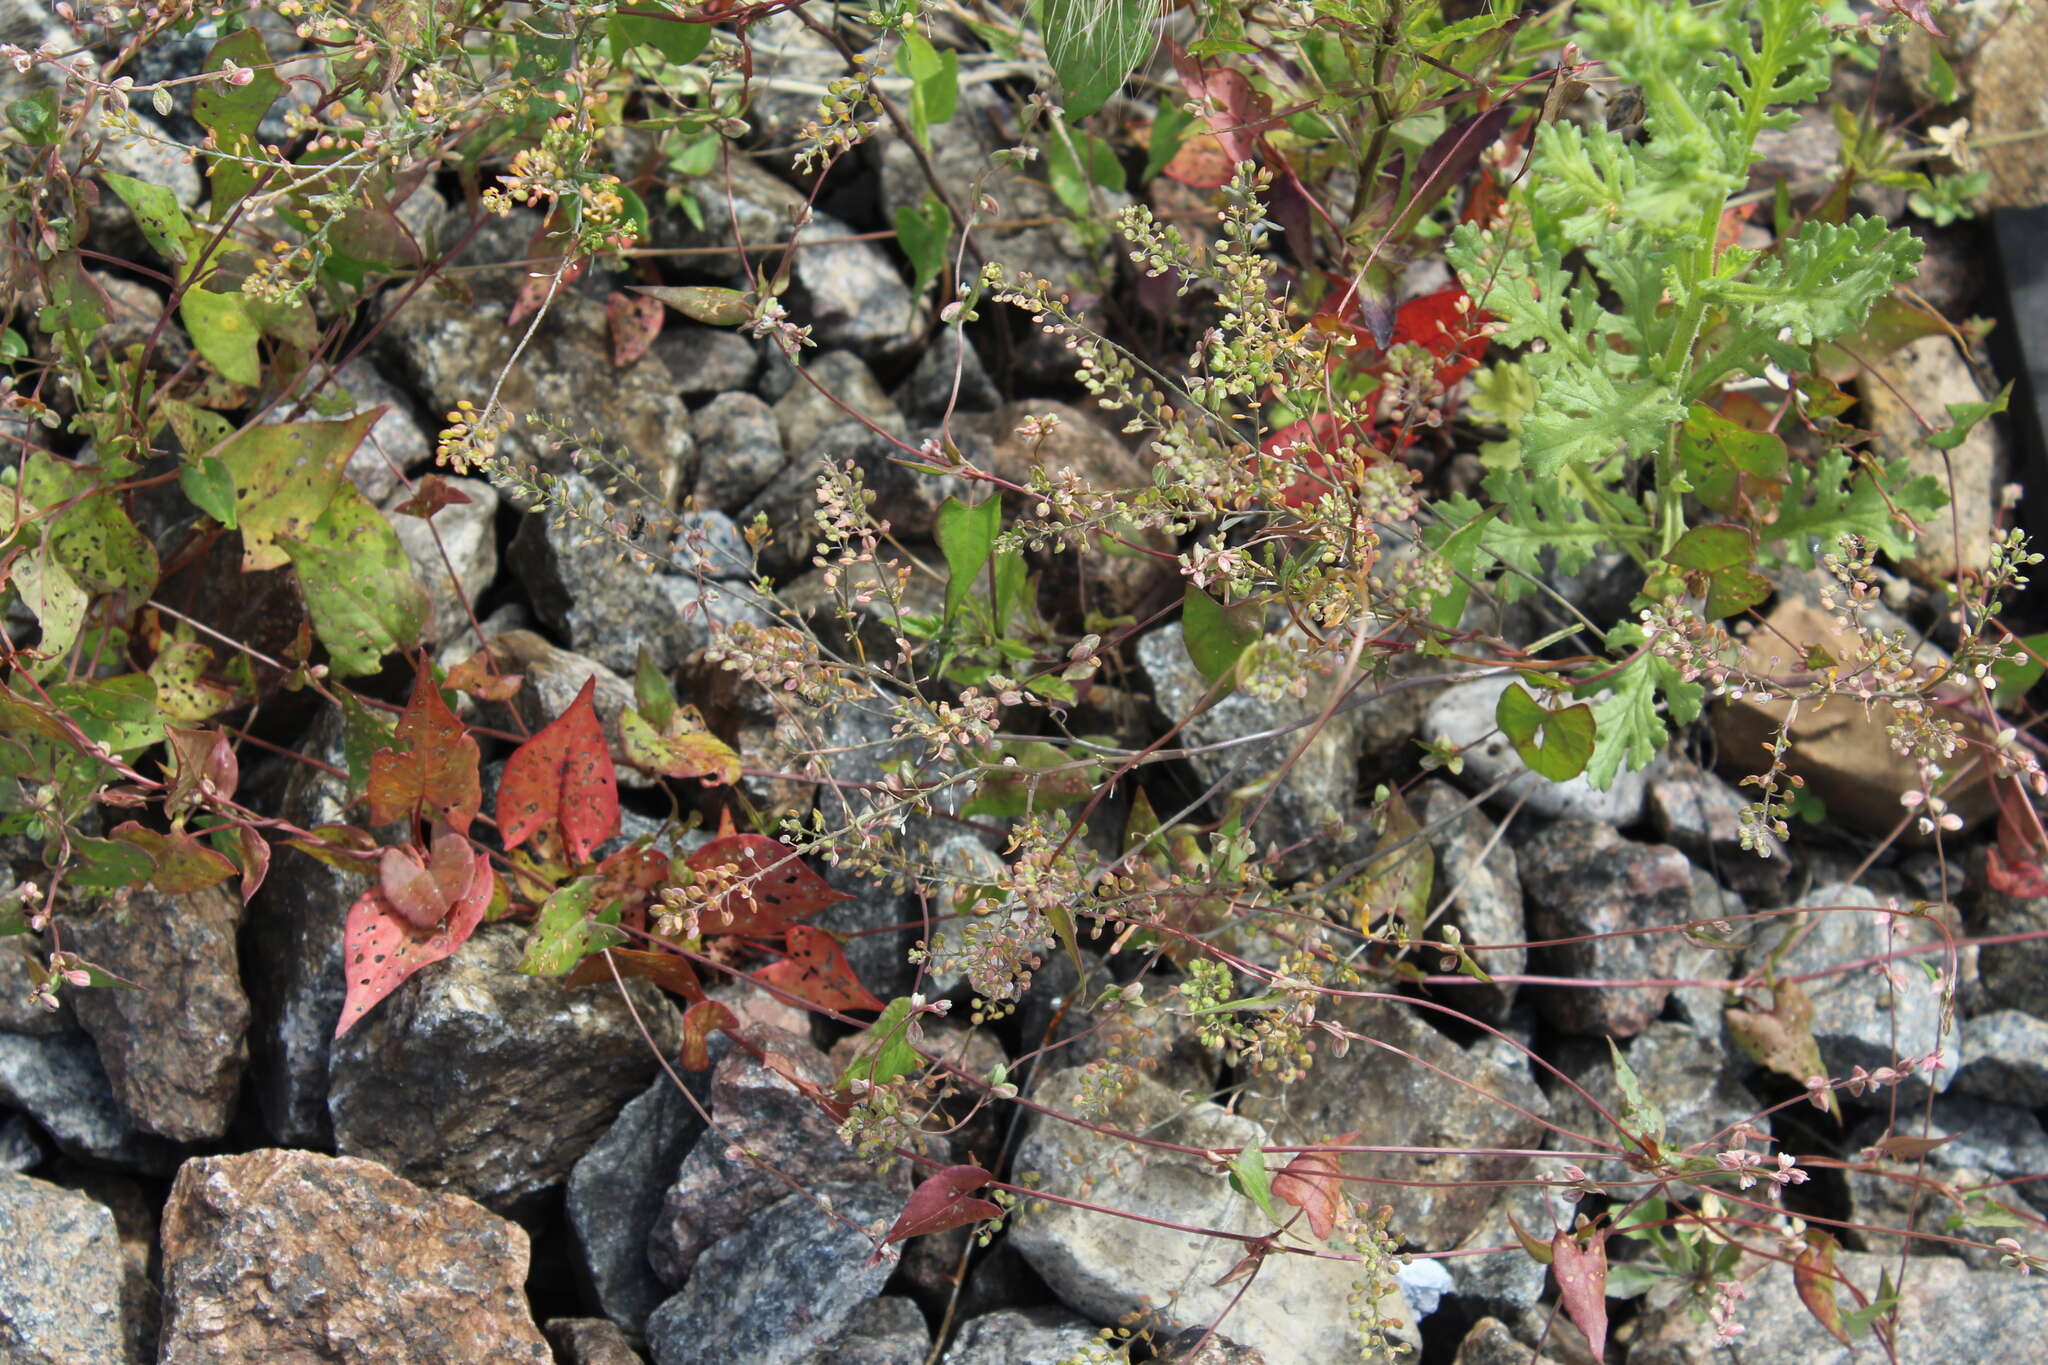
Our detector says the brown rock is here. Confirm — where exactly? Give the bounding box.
[0,1170,153,1364]
[65,886,249,1142]
[1970,1,2048,208]
[1858,335,2002,586]
[1518,822,1690,1038]
[158,1150,550,1365]
[545,1317,644,1365]
[1709,596,1995,841]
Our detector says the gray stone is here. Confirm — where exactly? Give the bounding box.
[0,1170,150,1364]
[1628,1246,2048,1364]
[773,350,906,456]
[1418,780,1526,1021]
[509,473,770,674]
[1969,0,2048,208]
[1972,880,2048,1016]
[328,923,682,1215]
[691,391,787,513]
[1009,1068,1418,1365]
[897,328,1001,422]
[317,360,434,506]
[0,1029,174,1171]
[940,1307,1103,1365]
[0,1111,43,1171]
[1849,1095,2048,1222]
[1137,621,1364,882]
[651,323,758,402]
[791,1296,929,1365]
[64,886,247,1143]
[665,510,750,579]
[158,1149,551,1364]
[1955,1009,2048,1108]
[386,475,500,646]
[1551,1021,1761,1159]
[1516,822,1689,1038]
[378,214,696,512]
[1423,674,1648,824]
[1752,883,1958,1095]
[1447,1179,1576,1317]
[647,1026,875,1287]
[566,1075,709,1334]
[740,421,971,578]
[1239,998,1550,1250]
[1154,1328,1270,1364]
[1645,756,1787,888]
[1397,1258,1455,1319]
[644,1180,901,1365]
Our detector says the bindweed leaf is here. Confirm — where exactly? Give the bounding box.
[753,925,884,1013]
[335,847,492,1037]
[497,677,620,861]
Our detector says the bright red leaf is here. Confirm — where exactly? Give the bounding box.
[753,924,884,1013]
[885,1165,1001,1245]
[679,998,739,1069]
[377,828,477,930]
[335,845,492,1038]
[368,666,482,834]
[1551,1227,1609,1361]
[497,676,619,862]
[685,833,851,937]
[390,474,473,520]
[1272,1148,1346,1240]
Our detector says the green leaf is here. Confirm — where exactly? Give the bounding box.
[894,195,953,299]
[179,288,261,386]
[1229,1144,1282,1224]
[1181,585,1258,688]
[1143,99,1193,183]
[5,90,59,145]
[66,836,158,893]
[279,486,429,676]
[102,173,195,266]
[962,740,1099,819]
[47,674,163,759]
[179,455,239,528]
[192,28,284,216]
[1608,1037,1666,1152]
[1495,682,1596,782]
[935,494,1001,631]
[1349,786,1433,939]
[217,409,376,571]
[1036,0,1153,120]
[632,646,676,731]
[337,687,396,805]
[1582,640,1702,790]
[899,31,958,141]
[1667,524,1771,619]
[610,3,708,63]
[12,548,87,674]
[634,284,750,326]
[1678,403,1787,515]
[517,876,626,975]
[1991,631,2048,712]
[1043,124,1125,216]
[1767,451,1947,568]
[835,996,924,1089]
[1926,382,2011,451]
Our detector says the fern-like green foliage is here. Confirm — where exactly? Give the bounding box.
[1436,0,1941,785]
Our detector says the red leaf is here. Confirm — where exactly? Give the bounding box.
[1384,288,1491,388]
[443,650,524,703]
[592,843,673,932]
[109,822,238,893]
[391,474,473,520]
[508,235,586,329]
[563,946,705,1001]
[753,924,884,1013]
[1170,48,1282,166]
[605,290,665,367]
[679,998,739,1069]
[496,676,620,862]
[377,828,477,930]
[1272,1149,1346,1240]
[1551,1227,1609,1361]
[368,666,483,834]
[1163,132,1233,189]
[1986,845,2048,899]
[885,1165,1001,1244]
[335,846,492,1038]
[1794,1230,1852,1347]
[233,826,271,901]
[686,834,851,937]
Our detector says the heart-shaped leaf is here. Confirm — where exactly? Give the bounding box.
[1551,1226,1609,1361]
[377,829,476,930]
[335,847,492,1038]
[753,924,884,1013]
[497,676,620,861]
[886,1165,1001,1244]
[1272,1148,1346,1240]
[686,834,851,937]
[1496,681,1596,782]
[369,664,482,834]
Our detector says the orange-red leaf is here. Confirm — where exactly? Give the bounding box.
[679,998,739,1069]
[753,924,884,1013]
[368,666,482,834]
[335,846,492,1038]
[377,828,477,930]
[109,821,238,893]
[564,946,705,1001]
[1272,1149,1346,1240]
[390,474,473,520]
[496,676,619,861]
[606,290,665,367]
[1162,132,1232,189]
[443,650,524,702]
[687,833,852,937]
[886,1165,1001,1244]
[1794,1229,1851,1347]
[1551,1228,1609,1361]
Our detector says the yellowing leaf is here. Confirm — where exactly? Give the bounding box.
[220,411,378,571]
[279,486,429,676]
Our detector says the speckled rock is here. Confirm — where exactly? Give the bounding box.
[385,475,500,645]
[940,1307,1105,1364]
[1517,822,1689,1038]
[1954,1009,2048,1108]
[566,1074,709,1334]
[0,1170,152,1364]
[1418,780,1526,1021]
[691,391,787,513]
[544,1317,643,1365]
[773,350,906,455]
[0,1028,176,1171]
[157,1149,551,1364]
